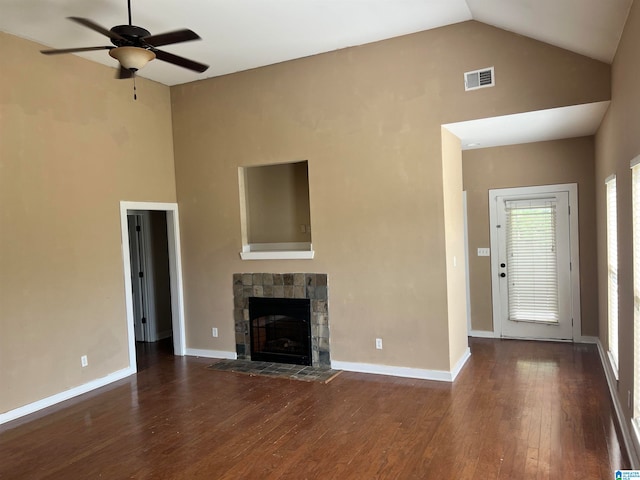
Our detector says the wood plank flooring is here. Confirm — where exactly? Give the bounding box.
[0,338,630,479]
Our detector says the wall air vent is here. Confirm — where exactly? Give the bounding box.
[464,67,495,91]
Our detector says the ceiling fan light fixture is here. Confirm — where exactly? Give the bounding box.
[109,46,155,71]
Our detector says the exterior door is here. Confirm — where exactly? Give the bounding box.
[490,186,575,340]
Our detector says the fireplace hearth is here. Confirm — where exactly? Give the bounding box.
[233,273,330,368]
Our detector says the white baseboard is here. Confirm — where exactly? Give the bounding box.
[185,348,237,360]
[332,348,471,383]
[451,347,472,381]
[595,339,640,469]
[469,332,597,343]
[577,335,599,344]
[157,330,173,341]
[0,366,135,426]
[469,329,499,338]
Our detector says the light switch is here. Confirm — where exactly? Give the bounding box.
[477,248,490,257]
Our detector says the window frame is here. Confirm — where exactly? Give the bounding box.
[631,159,640,422]
[606,174,619,377]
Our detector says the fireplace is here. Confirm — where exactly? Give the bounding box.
[233,273,330,368]
[249,297,311,366]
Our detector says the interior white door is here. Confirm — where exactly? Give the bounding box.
[127,214,149,342]
[491,189,573,340]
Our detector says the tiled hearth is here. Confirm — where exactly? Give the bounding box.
[233,273,330,368]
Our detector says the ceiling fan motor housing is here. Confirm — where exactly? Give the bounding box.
[110,25,152,47]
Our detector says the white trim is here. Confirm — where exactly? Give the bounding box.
[0,367,135,425]
[499,335,572,343]
[605,173,617,184]
[631,155,640,169]
[243,242,312,252]
[332,349,471,383]
[240,250,315,260]
[488,184,581,341]
[463,191,472,333]
[157,329,173,341]
[166,208,187,355]
[451,348,472,381]
[596,339,640,469]
[469,329,499,338]
[120,201,187,365]
[185,348,237,360]
[576,335,599,344]
[608,350,620,381]
[632,420,640,471]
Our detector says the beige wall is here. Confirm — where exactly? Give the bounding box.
[0,32,176,414]
[0,17,617,416]
[441,128,469,369]
[244,161,311,243]
[463,137,598,335]
[595,0,640,455]
[171,20,609,373]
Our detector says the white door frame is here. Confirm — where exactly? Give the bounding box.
[120,201,187,370]
[489,183,582,341]
[463,191,472,333]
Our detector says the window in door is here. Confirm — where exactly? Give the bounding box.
[606,175,619,374]
[505,199,560,323]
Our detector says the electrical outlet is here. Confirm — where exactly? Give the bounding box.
[81,355,88,367]
[212,327,218,338]
[375,338,383,350]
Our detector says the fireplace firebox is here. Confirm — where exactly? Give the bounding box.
[249,297,312,366]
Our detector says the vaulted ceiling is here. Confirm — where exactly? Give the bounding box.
[0,0,633,86]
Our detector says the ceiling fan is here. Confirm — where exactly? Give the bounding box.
[40,0,209,80]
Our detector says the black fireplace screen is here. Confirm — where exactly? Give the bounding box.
[249,297,311,366]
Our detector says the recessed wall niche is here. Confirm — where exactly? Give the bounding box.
[238,161,314,260]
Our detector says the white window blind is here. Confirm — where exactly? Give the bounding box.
[505,199,559,323]
[633,164,640,419]
[607,176,619,372]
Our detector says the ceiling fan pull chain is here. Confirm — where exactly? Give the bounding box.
[133,75,137,100]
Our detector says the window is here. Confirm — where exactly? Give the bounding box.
[606,175,618,373]
[632,160,640,420]
[505,199,559,323]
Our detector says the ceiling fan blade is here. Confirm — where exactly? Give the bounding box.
[143,29,200,47]
[68,17,126,42]
[154,49,209,73]
[41,46,113,55]
[117,66,134,79]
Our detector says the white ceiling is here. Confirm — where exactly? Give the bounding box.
[0,0,632,87]
[443,101,611,150]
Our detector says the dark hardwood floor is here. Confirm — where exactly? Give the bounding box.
[0,338,629,479]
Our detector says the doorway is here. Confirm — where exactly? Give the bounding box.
[489,184,581,341]
[120,202,186,372]
[127,211,177,369]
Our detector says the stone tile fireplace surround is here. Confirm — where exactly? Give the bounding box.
[233,273,330,368]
